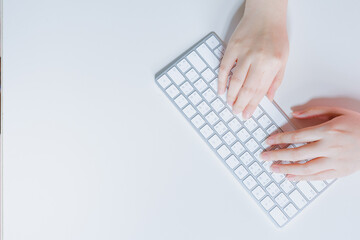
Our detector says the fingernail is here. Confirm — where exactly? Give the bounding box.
[243,112,250,120]
[271,165,280,173]
[292,111,303,116]
[286,174,296,181]
[260,152,268,161]
[266,137,274,145]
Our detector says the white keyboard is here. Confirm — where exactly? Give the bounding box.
[155,32,335,227]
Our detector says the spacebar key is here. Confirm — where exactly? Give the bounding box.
[259,97,294,132]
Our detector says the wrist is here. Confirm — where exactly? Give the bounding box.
[243,0,288,28]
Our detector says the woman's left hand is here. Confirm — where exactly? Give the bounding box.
[260,106,360,181]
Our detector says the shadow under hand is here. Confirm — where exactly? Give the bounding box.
[288,96,360,129]
[223,2,245,43]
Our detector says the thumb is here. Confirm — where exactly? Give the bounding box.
[292,106,346,119]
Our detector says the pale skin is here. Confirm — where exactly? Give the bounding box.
[218,0,289,119]
[261,107,360,181]
[222,0,360,180]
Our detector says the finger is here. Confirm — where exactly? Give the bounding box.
[232,65,261,114]
[217,50,237,94]
[261,142,323,161]
[292,106,347,119]
[267,68,285,101]
[270,157,332,175]
[226,61,251,106]
[242,87,268,119]
[286,169,338,181]
[266,123,327,145]
[242,68,277,119]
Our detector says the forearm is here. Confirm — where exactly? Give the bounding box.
[243,0,288,27]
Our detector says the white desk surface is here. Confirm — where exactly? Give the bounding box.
[4,0,360,239]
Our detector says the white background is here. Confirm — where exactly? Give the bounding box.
[3,0,360,239]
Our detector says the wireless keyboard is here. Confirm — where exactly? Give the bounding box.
[155,32,334,227]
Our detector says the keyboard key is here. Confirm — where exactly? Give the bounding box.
[213,48,223,59]
[258,172,271,186]
[263,161,273,172]
[180,81,194,95]
[261,140,271,150]
[167,67,185,85]
[217,145,231,158]
[280,180,294,194]
[187,51,206,72]
[310,181,327,192]
[270,207,288,227]
[252,186,266,200]
[183,105,196,118]
[191,114,205,128]
[201,68,216,82]
[209,135,222,148]
[294,143,304,148]
[203,88,216,102]
[261,196,274,211]
[185,68,199,82]
[177,59,191,73]
[267,124,280,135]
[166,85,180,98]
[259,97,289,129]
[174,94,188,108]
[244,118,258,132]
[235,165,248,179]
[188,91,202,105]
[275,193,289,208]
[326,179,335,184]
[206,35,220,49]
[194,79,207,92]
[243,176,257,190]
[254,149,263,162]
[266,182,280,197]
[205,111,219,125]
[219,108,233,122]
[228,118,241,132]
[231,142,245,156]
[217,45,225,54]
[209,78,218,90]
[223,131,236,145]
[253,107,263,118]
[258,115,272,129]
[245,138,259,152]
[289,190,307,209]
[240,152,253,166]
[272,173,285,183]
[225,155,239,169]
[284,203,298,218]
[200,124,214,138]
[197,101,211,115]
[157,75,171,88]
[197,44,220,69]
[296,181,317,201]
[237,128,250,142]
[253,128,266,142]
[249,162,262,176]
[214,121,228,135]
[211,98,225,112]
